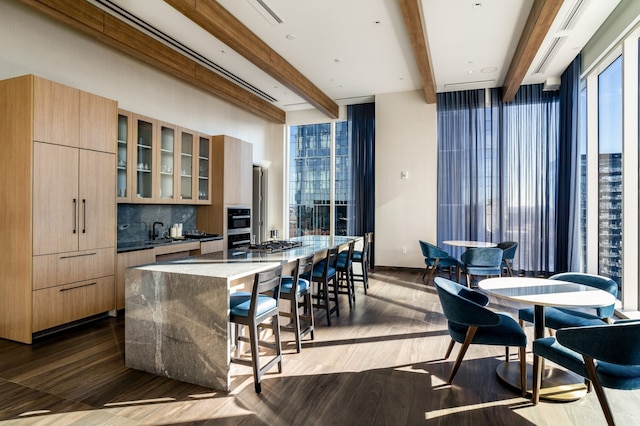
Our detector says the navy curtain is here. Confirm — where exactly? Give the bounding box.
[347,103,375,263]
[437,85,560,275]
[556,55,582,272]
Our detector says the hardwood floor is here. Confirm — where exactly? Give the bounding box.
[1,268,638,425]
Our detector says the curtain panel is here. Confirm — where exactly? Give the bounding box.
[556,55,582,272]
[347,103,375,263]
[437,85,560,276]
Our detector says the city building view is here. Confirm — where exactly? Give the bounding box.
[289,122,352,236]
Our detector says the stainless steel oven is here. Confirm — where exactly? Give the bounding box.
[227,207,251,249]
[227,208,251,231]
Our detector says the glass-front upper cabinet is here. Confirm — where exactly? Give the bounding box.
[198,135,211,203]
[132,115,155,201]
[159,123,175,201]
[179,129,194,202]
[116,111,131,202]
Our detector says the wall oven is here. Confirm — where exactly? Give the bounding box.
[227,207,251,250]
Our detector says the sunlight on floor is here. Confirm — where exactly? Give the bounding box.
[424,397,525,420]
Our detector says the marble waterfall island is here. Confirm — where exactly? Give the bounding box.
[125,260,279,391]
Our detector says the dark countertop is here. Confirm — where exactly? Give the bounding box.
[117,235,222,253]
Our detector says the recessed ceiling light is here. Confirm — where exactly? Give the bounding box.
[285,33,296,40]
[473,2,482,8]
[481,67,498,73]
[468,69,474,74]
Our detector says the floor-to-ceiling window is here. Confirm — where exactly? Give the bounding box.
[288,121,351,236]
[583,20,640,311]
[597,56,623,294]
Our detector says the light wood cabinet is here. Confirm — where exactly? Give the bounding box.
[119,111,211,205]
[0,75,117,344]
[196,135,252,236]
[116,249,155,310]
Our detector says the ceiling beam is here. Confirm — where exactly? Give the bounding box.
[165,0,339,119]
[19,0,286,123]
[502,0,563,102]
[398,0,437,104]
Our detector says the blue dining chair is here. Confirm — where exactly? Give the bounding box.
[419,240,460,284]
[458,247,503,288]
[519,272,618,332]
[434,277,527,395]
[532,322,640,425]
[496,241,518,277]
[229,265,283,393]
[279,253,315,353]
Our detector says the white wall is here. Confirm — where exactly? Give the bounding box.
[0,0,285,234]
[375,90,438,268]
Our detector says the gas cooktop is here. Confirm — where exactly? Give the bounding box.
[247,240,303,253]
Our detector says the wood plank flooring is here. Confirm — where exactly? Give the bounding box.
[1,268,639,425]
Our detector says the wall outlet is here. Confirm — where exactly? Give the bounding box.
[402,247,407,254]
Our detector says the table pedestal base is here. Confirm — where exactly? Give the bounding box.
[496,361,587,402]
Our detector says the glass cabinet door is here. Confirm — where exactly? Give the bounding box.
[117,112,129,201]
[135,118,154,200]
[159,124,175,201]
[180,130,194,202]
[198,135,210,202]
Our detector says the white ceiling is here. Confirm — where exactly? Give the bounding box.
[101,0,621,113]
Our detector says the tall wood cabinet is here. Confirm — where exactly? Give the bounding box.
[0,75,117,343]
[196,135,253,236]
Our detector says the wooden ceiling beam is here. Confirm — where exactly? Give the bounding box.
[165,0,339,119]
[502,0,563,102]
[19,0,286,123]
[398,0,437,104]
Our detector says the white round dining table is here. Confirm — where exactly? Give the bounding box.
[478,276,616,401]
[442,240,497,248]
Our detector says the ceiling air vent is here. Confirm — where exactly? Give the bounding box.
[246,0,283,25]
[532,0,587,74]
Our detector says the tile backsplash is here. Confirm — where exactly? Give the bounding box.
[117,204,196,243]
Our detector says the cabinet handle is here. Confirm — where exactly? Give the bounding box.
[82,199,87,234]
[59,252,97,260]
[60,282,97,292]
[73,198,77,234]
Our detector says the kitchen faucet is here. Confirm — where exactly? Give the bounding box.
[151,221,164,240]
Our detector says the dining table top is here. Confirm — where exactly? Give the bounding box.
[478,276,616,309]
[442,240,498,248]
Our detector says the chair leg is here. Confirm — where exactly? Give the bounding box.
[249,320,261,393]
[584,356,616,426]
[519,346,526,397]
[322,280,332,326]
[448,326,477,385]
[426,259,439,284]
[445,338,455,359]
[505,259,514,277]
[532,354,543,404]
[291,294,302,353]
[465,274,471,288]
[362,261,369,294]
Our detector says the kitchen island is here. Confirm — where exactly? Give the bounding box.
[125,235,359,390]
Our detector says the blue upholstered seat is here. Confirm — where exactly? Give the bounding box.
[281,276,310,294]
[531,322,640,424]
[434,277,527,394]
[459,247,503,287]
[519,272,618,331]
[419,240,460,284]
[230,295,277,317]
